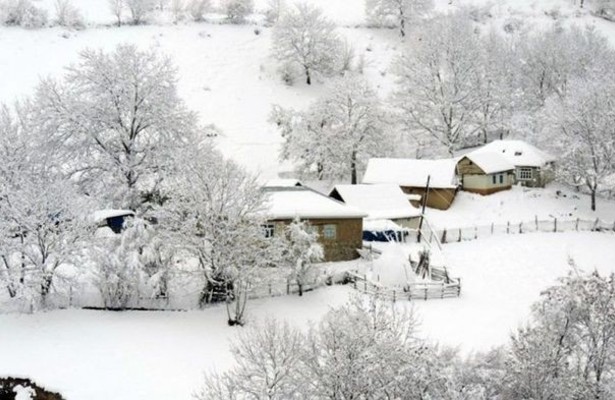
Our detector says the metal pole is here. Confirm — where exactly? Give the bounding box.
[417,175,431,243]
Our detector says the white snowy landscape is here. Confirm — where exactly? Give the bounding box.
[1,0,615,399]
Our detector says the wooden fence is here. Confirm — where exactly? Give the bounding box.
[345,271,461,302]
[406,217,615,245]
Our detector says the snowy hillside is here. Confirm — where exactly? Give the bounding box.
[2,0,615,178]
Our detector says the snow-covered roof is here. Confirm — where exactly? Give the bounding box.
[92,209,135,223]
[461,152,515,174]
[263,187,367,220]
[470,140,556,168]
[362,158,458,189]
[263,178,302,188]
[330,184,421,220]
[363,219,404,232]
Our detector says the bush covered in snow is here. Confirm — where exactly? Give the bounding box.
[0,0,48,28]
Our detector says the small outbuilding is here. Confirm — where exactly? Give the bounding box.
[469,140,556,187]
[263,186,367,262]
[456,152,515,195]
[362,158,459,210]
[93,209,135,235]
[328,184,422,229]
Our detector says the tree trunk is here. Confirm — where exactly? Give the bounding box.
[591,189,597,211]
[298,283,303,297]
[399,10,405,37]
[305,66,311,85]
[350,150,357,184]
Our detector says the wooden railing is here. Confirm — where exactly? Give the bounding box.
[345,271,461,302]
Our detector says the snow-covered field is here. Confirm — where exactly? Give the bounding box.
[1,231,614,399]
[426,184,615,230]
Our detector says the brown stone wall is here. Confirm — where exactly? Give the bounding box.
[270,218,363,262]
[400,187,456,210]
[463,185,512,195]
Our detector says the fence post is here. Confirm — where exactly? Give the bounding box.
[592,218,599,231]
[554,218,557,233]
[364,274,367,292]
[474,226,478,239]
[458,228,462,242]
[441,229,447,243]
[535,215,538,230]
[519,222,523,234]
[576,218,579,231]
[491,223,494,235]
[507,221,510,234]
[268,283,272,296]
[424,287,428,301]
[286,279,290,295]
[429,230,434,244]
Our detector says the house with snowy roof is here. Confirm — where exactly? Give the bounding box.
[362,158,459,210]
[328,184,422,229]
[456,152,515,195]
[262,186,367,262]
[469,140,556,188]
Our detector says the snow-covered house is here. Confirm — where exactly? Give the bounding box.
[362,158,459,210]
[328,184,422,229]
[263,186,367,262]
[469,140,556,187]
[456,153,515,195]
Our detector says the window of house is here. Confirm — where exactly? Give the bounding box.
[262,224,275,238]
[492,175,496,184]
[518,168,533,180]
[499,174,504,184]
[323,224,337,239]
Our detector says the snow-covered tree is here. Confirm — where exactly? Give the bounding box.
[282,218,323,296]
[125,0,155,24]
[543,72,615,211]
[164,143,276,325]
[187,0,209,21]
[271,3,343,85]
[1,0,48,28]
[264,0,285,26]
[54,0,84,28]
[503,269,615,399]
[108,0,123,26]
[393,14,481,156]
[0,105,89,310]
[223,0,253,24]
[196,319,305,400]
[365,0,433,37]
[32,45,202,212]
[271,75,391,183]
[90,217,173,309]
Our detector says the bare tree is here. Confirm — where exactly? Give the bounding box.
[108,0,123,26]
[223,0,253,24]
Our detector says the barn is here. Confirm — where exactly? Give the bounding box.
[457,153,515,195]
[469,140,556,188]
[362,158,459,210]
[263,186,367,262]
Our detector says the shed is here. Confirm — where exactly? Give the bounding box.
[263,186,367,262]
[329,184,421,229]
[457,153,515,195]
[362,158,459,210]
[93,209,135,235]
[469,140,556,187]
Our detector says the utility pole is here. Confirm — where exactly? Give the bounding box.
[417,175,430,243]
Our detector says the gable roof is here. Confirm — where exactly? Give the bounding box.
[329,184,421,220]
[362,158,458,189]
[263,178,302,188]
[460,152,515,174]
[263,186,367,220]
[470,140,556,168]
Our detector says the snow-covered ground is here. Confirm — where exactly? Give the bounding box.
[425,184,615,230]
[1,231,614,399]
